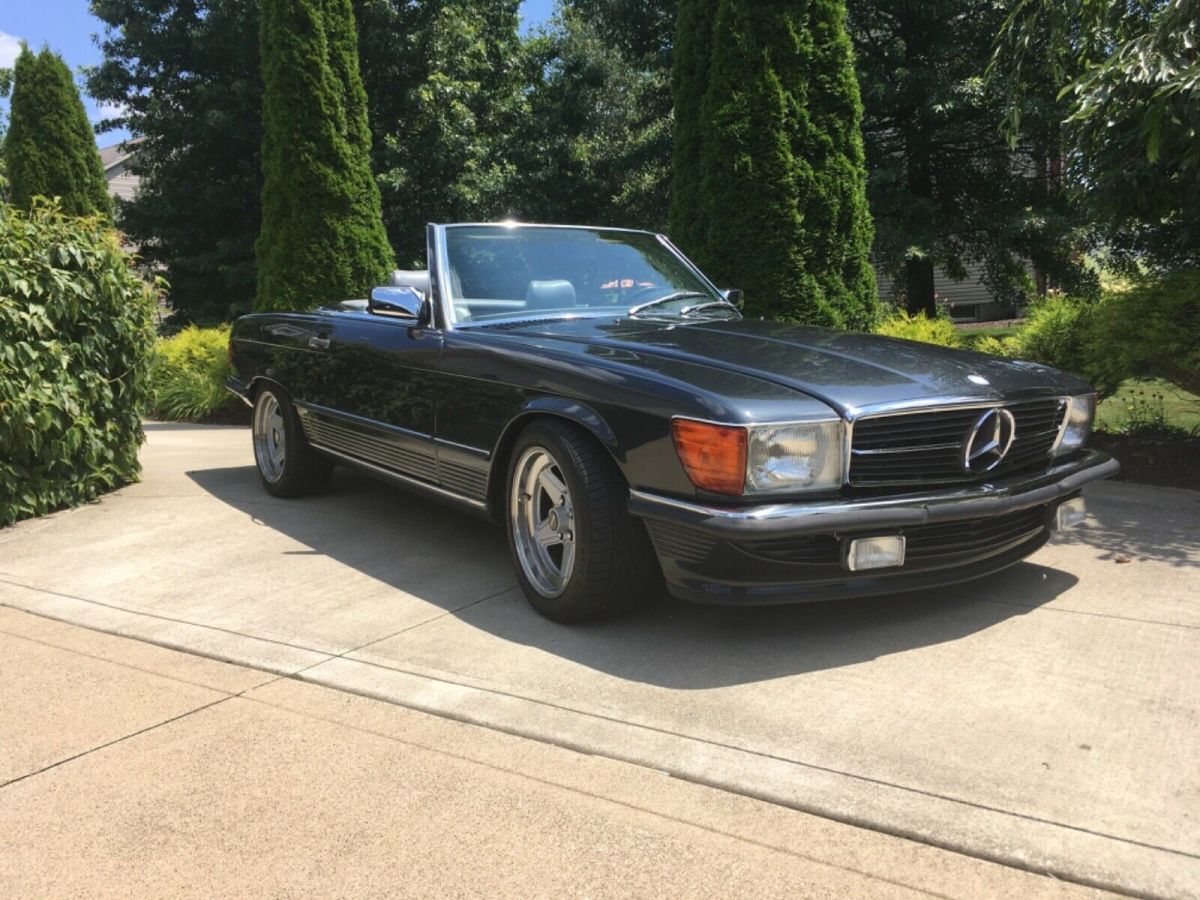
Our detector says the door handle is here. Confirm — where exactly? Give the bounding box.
[308,336,331,350]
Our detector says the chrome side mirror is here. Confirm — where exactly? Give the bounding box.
[722,288,744,309]
[369,286,424,320]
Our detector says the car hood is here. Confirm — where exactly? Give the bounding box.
[487,316,1091,415]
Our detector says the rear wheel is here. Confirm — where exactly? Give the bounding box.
[252,385,332,497]
[506,420,658,622]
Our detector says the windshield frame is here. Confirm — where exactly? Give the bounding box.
[432,223,728,330]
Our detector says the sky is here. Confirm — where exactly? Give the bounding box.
[1,0,557,148]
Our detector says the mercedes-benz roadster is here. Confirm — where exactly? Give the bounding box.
[227,223,1118,622]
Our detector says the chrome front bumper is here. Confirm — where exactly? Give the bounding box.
[627,450,1118,605]
[628,450,1118,538]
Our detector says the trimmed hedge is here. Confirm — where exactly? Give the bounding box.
[151,325,240,421]
[1,201,157,526]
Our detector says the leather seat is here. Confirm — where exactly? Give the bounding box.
[525,280,576,311]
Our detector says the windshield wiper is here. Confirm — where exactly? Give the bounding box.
[680,300,741,318]
[627,291,711,317]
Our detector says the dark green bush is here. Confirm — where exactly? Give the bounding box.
[0,201,157,525]
[151,325,240,421]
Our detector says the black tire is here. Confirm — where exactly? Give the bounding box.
[251,384,332,498]
[506,419,659,623]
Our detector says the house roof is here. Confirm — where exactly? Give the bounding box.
[98,137,144,174]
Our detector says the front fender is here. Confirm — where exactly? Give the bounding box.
[485,396,623,519]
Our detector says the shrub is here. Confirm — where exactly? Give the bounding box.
[1087,269,1200,397]
[1,201,156,526]
[875,310,963,348]
[151,325,239,421]
[968,334,1021,358]
[1008,292,1108,387]
[1010,271,1200,398]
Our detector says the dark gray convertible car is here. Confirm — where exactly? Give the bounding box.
[227,223,1118,621]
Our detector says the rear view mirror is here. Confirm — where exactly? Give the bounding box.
[369,286,424,320]
[722,288,744,309]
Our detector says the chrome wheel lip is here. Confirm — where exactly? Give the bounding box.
[510,446,577,599]
[253,392,287,484]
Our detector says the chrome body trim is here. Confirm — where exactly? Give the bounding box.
[434,436,492,459]
[433,222,733,330]
[843,395,1069,420]
[628,450,1118,538]
[310,443,488,511]
[224,377,254,408]
[294,401,430,444]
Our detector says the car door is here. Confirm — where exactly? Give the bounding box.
[286,256,444,491]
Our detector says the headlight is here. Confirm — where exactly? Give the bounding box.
[746,420,845,493]
[1052,394,1096,456]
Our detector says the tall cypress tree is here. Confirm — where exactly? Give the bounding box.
[5,46,111,218]
[667,0,718,259]
[692,0,878,329]
[256,0,392,311]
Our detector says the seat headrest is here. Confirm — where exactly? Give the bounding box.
[526,279,576,310]
[390,269,431,296]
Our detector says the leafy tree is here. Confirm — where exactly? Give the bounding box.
[850,1,1092,316]
[516,3,673,231]
[5,46,110,218]
[90,0,264,323]
[694,0,878,328]
[256,0,393,311]
[361,0,528,266]
[994,0,1200,271]
[668,0,718,255]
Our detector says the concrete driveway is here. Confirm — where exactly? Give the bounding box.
[2,423,1197,897]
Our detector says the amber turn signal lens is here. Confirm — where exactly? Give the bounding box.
[672,419,747,495]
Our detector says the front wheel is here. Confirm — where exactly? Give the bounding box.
[252,385,332,498]
[506,420,658,622]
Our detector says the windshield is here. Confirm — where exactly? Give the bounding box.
[441,225,722,325]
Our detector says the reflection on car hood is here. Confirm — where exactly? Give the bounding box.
[488,316,1091,414]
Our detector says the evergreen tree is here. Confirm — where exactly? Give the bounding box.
[668,0,718,259]
[5,46,110,218]
[90,0,264,323]
[697,0,878,328]
[256,0,392,311]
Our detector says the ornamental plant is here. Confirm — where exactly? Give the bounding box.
[0,200,156,525]
[676,0,879,329]
[255,0,393,311]
[4,46,111,219]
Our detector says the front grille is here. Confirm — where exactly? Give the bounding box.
[849,399,1066,487]
[734,504,1051,572]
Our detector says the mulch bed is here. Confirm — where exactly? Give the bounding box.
[1090,432,1200,491]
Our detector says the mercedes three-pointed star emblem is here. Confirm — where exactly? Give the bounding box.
[963,408,1017,474]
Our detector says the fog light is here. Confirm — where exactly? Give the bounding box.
[1055,497,1087,531]
[845,535,906,572]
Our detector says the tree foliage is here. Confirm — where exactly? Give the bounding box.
[256,0,393,311]
[850,1,1093,316]
[5,46,110,218]
[668,0,717,255]
[687,0,878,328]
[516,3,673,231]
[1,200,156,525]
[994,0,1200,270]
[90,0,264,323]
[361,0,528,266]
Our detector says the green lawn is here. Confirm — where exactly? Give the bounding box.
[1095,378,1200,435]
